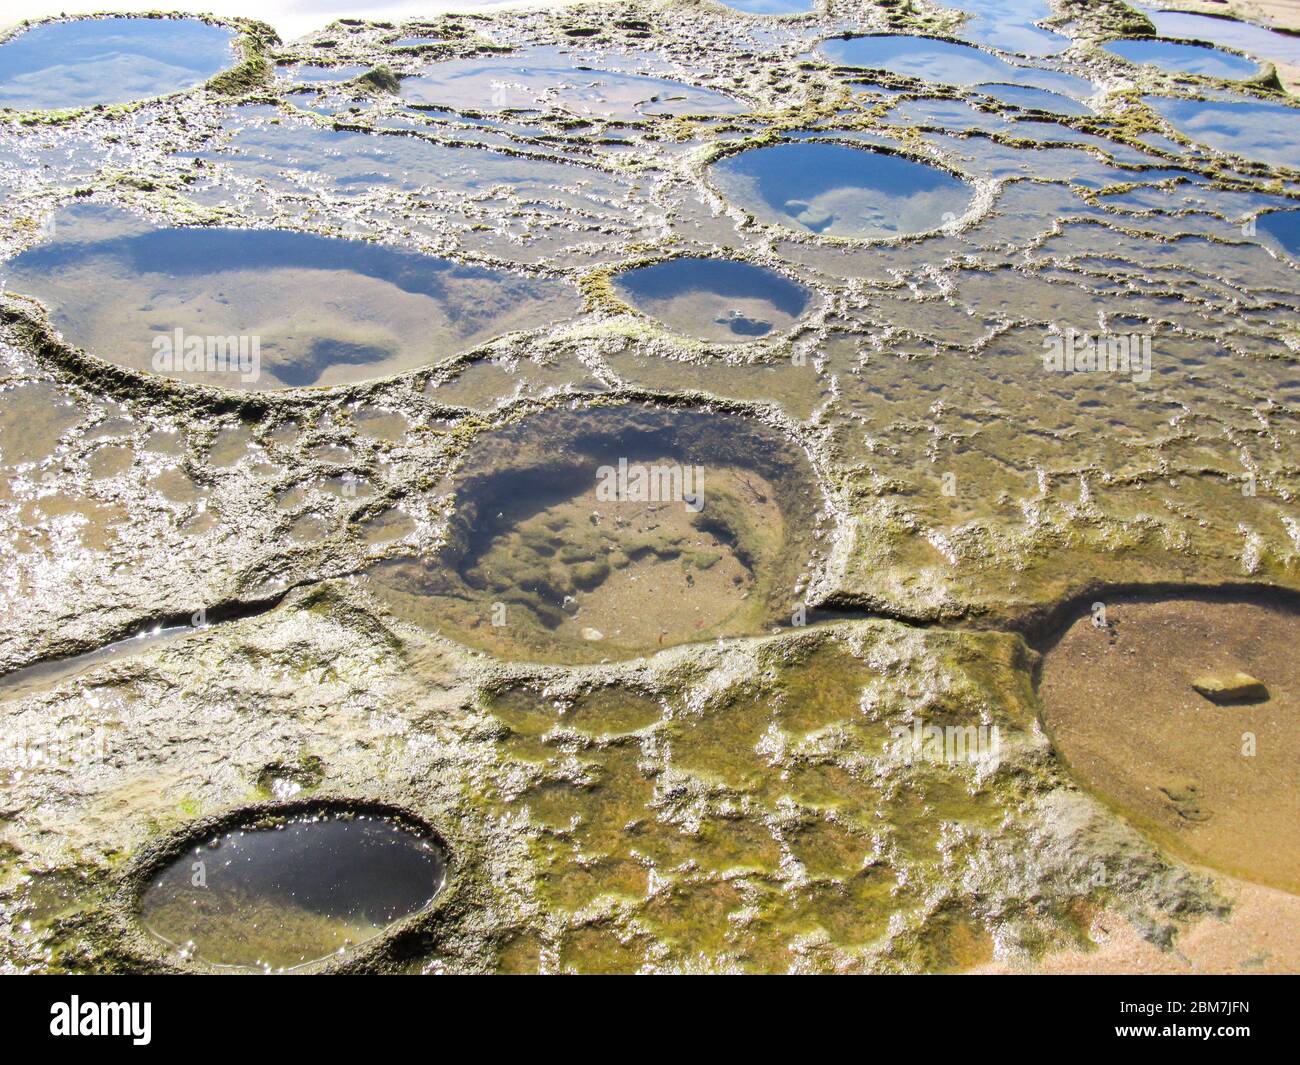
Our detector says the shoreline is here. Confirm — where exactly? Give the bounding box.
[1,1,609,43]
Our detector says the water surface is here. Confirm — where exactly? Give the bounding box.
[976,82,1091,115]
[0,17,237,111]
[709,141,974,238]
[1144,95,1300,167]
[0,625,196,703]
[819,34,1091,95]
[1103,38,1260,79]
[4,204,579,389]
[361,403,821,664]
[941,0,1070,56]
[140,811,447,969]
[178,109,654,262]
[1139,5,1300,66]
[614,258,811,341]
[721,0,817,12]
[388,36,445,49]
[1257,208,1300,256]
[187,109,623,196]
[401,47,746,119]
[1040,598,1300,894]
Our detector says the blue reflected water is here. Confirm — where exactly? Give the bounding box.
[1145,95,1300,167]
[819,34,1091,95]
[181,108,638,203]
[0,16,236,111]
[389,37,446,48]
[975,83,1092,115]
[941,0,1070,56]
[1103,38,1260,79]
[709,140,973,239]
[4,204,578,389]
[1257,209,1300,256]
[614,257,811,342]
[1138,5,1300,66]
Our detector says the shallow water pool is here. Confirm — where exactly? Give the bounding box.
[820,33,1090,95]
[5,204,579,389]
[1103,38,1260,79]
[400,47,747,119]
[613,257,812,342]
[140,810,447,969]
[0,16,237,111]
[709,140,974,239]
[1145,95,1300,167]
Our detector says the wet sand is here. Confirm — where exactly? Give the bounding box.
[975,874,1300,974]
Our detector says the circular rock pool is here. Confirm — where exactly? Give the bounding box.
[361,402,824,664]
[613,257,812,342]
[709,141,974,239]
[139,807,448,970]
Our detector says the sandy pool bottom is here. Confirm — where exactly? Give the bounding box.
[1038,596,1300,895]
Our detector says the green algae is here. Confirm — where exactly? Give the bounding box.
[206,29,275,98]
[348,65,402,96]
[460,624,1220,972]
[0,581,1225,974]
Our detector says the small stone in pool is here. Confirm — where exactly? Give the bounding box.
[1191,672,1269,704]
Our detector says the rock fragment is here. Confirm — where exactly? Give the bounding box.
[1191,672,1269,704]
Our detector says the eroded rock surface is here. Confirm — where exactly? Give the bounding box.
[1,0,1296,973]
